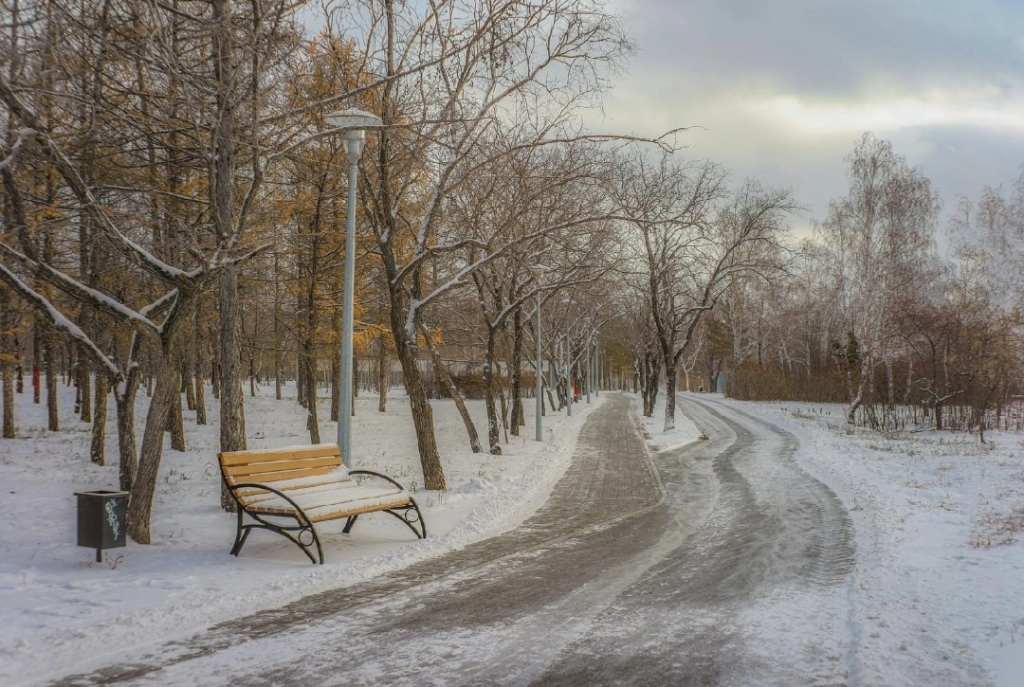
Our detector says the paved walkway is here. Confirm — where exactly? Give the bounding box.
[54,393,662,686]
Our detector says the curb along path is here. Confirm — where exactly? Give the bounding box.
[52,393,662,686]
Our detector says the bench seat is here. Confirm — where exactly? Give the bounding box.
[219,443,426,564]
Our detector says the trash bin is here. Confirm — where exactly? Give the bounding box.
[75,490,128,562]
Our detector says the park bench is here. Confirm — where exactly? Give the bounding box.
[218,443,426,564]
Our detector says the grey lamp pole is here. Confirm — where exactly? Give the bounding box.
[586,342,591,404]
[327,108,382,466]
[566,319,572,417]
[535,291,542,441]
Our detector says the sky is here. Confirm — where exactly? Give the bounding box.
[585,0,1024,236]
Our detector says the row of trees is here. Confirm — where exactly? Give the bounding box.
[696,134,1024,439]
[4,1,1019,549]
[0,0,685,544]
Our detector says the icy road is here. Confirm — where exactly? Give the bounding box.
[50,394,986,686]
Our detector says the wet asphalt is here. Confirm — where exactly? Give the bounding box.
[50,393,856,687]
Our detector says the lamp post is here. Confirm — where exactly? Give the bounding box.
[327,108,382,466]
[566,317,572,417]
[535,291,542,441]
[586,341,591,404]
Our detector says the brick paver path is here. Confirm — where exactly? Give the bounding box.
[54,393,661,686]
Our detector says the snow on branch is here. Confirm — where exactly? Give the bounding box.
[0,242,164,339]
[0,75,192,286]
[0,262,120,379]
[0,129,33,172]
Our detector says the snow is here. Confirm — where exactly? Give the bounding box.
[633,391,701,453]
[714,395,1024,686]
[0,381,601,687]
[6,384,1024,686]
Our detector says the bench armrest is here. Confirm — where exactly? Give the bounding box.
[348,469,410,494]
[228,481,314,522]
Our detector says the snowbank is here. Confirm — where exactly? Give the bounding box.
[0,382,603,686]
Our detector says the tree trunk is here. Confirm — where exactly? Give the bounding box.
[421,323,481,453]
[185,359,196,411]
[663,362,677,432]
[845,355,870,424]
[74,364,83,416]
[32,322,40,404]
[509,308,524,434]
[115,380,139,493]
[45,330,58,431]
[78,349,91,423]
[248,351,257,397]
[330,357,339,422]
[127,361,178,544]
[395,331,446,489]
[482,329,501,454]
[497,360,509,443]
[2,357,14,438]
[211,358,221,400]
[90,372,107,464]
[218,268,246,512]
[274,352,282,400]
[378,333,388,413]
[193,313,207,425]
[168,364,186,452]
[0,287,13,437]
[274,252,283,401]
[330,308,340,422]
[304,344,320,444]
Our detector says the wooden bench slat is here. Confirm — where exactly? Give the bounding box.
[304,499,413,523]
[227,465,340,485]
[223,456,341,478]
[251,494,413,522]
[246,484,407,513]
[238,476,359,506]
[219,444,341,466]
[305,494,412,522]
[234,473,348,498]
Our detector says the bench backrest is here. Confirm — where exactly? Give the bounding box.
[219,443,344,486]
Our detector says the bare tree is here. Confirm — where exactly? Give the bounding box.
[815,133,941,423]
[614,151,796,430]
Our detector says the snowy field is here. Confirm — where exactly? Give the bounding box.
[0,382,602,686]
[711,395,1024,687]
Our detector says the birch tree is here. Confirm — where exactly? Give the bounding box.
[815,133,940,423]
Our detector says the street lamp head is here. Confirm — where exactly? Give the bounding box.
[326,107,383,164]
[326,107,383,130]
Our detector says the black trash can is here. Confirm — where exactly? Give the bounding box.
[75,490,128,562]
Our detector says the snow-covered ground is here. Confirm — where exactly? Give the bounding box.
[634,392,701,453]
[6,384,1024,686]
[0,382,602,686]
[710,395,1024,687]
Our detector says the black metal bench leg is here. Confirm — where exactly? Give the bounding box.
[412,499,426,538]
[232,526,253,557]
[382,498,427,539]
[230,507,246,555]
[342,514,359,534]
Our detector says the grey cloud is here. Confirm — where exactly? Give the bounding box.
[619,0,1024,97]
